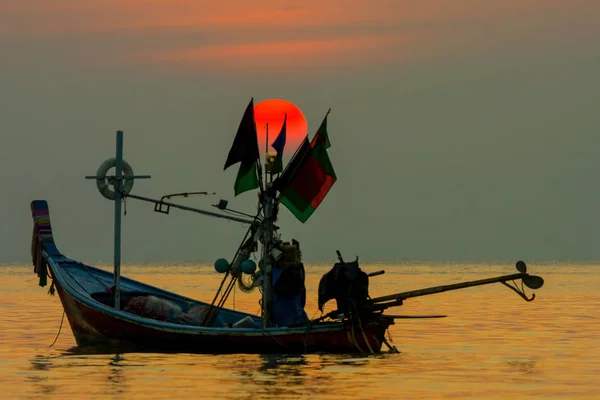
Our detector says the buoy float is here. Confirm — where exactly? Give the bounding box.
[95,157,135,200]
[241,259,257,275]
[214,258,230,273]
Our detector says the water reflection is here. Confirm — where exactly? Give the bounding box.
[24,350,397,399]
[259,354,307,372]
[30,355,52,371]
[28,355,57,396]
[231,354,317,399]
[107,353,126,394]
[28,351,131,398]
[506,360,537,375]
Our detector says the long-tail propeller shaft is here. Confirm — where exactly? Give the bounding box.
[367,261,544,311]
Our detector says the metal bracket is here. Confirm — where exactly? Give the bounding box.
[501,281,535,302]
[154,202,170,214]
[152,191,215,215]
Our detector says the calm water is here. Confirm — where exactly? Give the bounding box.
[1,263,598,399]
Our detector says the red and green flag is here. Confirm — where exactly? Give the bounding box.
[275,111,336,223]
[224,98,260,196]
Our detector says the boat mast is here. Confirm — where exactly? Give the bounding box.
[113,131,124,310]
[261,122,274,327]
[85,130,151,310]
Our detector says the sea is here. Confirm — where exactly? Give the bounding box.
[0,263,598,399]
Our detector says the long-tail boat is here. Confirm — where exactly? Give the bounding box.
[29,99,545,354]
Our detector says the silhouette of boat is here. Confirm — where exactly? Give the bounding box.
[29,99,545,354]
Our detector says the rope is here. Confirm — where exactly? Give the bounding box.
[204,207,262,326]
[49,311,65,347]
[215,277,238,314]
[203,271,231,325]
[371,335,381,351]
[350,317,365,353]
[383,327,399,353]
[358,316,375,354]
[204,275,238,326]
[47,269,56,295]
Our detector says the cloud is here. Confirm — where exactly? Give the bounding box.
[1,1,598,74]
[2,0,587,37]
[127,35,418,71]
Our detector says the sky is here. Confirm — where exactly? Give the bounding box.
[1,1,599,264]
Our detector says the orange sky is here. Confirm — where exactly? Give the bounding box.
[1,1,600,262]
[0,1,577,34]
[2,1,598,74]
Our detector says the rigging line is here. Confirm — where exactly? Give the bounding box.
[221,207,262,221]
[206,275,238,326]
[203,270,230,324]
[204,207,263,325]
[310,310,320,320]
[219,276,238,312]
[205,278,237,327]
[49,311,65,347]
[213,275,237,312]
[203,219,255,325]
[358,316,375,354]
[350,315,365,354]
[215,276,238,313]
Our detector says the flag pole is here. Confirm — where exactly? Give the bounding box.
[262,121,274,327]
[265,123,270,184]
[113,131,124,310]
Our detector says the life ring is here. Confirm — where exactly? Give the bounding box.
[96,157,135,200]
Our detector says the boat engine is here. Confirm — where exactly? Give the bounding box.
[318,251,370,315]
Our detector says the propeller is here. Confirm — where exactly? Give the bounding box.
[523,275,544,290]
[516,260,527,274]
[515,261,544,289]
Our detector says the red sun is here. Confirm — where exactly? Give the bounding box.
[255,99,308,156]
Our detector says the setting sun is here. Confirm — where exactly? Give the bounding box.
[254,99,308,156]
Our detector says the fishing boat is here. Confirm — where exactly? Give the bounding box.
[30,99,545,354]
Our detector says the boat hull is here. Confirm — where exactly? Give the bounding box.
[53,277,389,354]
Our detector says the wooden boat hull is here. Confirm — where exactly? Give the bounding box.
[48,261,389,354]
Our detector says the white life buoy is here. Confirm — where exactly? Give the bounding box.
[96,157,135,200]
